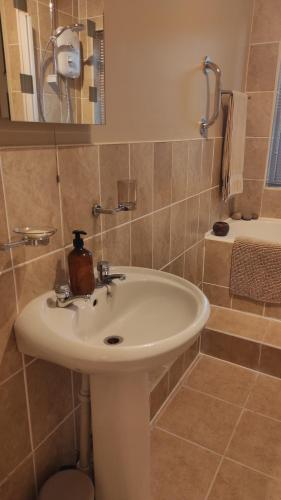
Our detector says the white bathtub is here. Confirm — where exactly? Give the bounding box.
[206,218,281,244]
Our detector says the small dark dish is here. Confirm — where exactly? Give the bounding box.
[213,221,230,237]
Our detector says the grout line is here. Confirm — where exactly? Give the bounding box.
[33,408,78,453]
[22,355,38,495]
[0,452,34,488]
[150,352,201,426]
[180,383,244,409]
[155,426,222,458]
[226,456,281,482]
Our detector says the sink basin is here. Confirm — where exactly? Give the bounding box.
[15,266,209,500]
[15,266,209,373]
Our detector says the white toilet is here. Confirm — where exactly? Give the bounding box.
[39,469,95,500]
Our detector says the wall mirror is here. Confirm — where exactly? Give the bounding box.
[0,0,105,124]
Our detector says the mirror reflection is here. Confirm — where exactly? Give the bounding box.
[0,0,105,124]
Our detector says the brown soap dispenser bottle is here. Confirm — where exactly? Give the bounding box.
[68,230,95,295]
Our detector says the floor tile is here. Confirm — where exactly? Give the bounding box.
[227,410,281,478]
[208,458,281,500]
[246,374,281,421]
[207,306,268,342]
[184,356,256,406]
[157,386,241,454]
[151,428,220,500]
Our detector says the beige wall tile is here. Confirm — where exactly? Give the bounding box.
[207,306,268,342]
[15,250,65,311]
[260,345,281,378]
[87,0,104,17]
[247,43,279,92]
[168,353,185,391]
[0,271,17,367]
[170,201,185,260]
[185,195,199,249]
[171,142,188,202]
[210,187,228,227]
[212,138,223,187]
[0,174,11,272]
[231,295,264,315]
[264,303,281,321]
[200,139,214,191]
[58,145,100,244]
[153,143,172,210]
[163,254,184,278]
[35,416,76,490]
[26,360,72,447]
[131,216,153,268]
[150,372,169,419]
[152,428,220,500]
[0,457,36,500]
[130,143,153,219]
[0,372,31,481]
[1,148,62,265]
[187,140,202,196]
[184,240,204,286]
[264,318,281,347]
[152,208,171,269]
[0,333,22,383]
[198,190,211,240]
[251,0,281,43]
[201,329,261,370]
[203,283,231,308]
[261,188,281,218]
[2,0,18,44]
[102,225,130,266]
[233,180,264,217]
[244,138,269,180]
[184,337,199,371]
[99,144,130,230]
[204,240,232,287]
[246,92,274,138]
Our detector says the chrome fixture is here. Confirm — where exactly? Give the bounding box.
[55,283,91,308]
[199,57,251,137]
[93,179,137,217]
[96,261,126,287]
[0,227,57,251]
[200,56,222,137]
[52,23,84,40]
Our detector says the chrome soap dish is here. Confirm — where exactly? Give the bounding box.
[0,226,57,251]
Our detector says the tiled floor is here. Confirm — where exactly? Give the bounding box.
[151,354,281,500]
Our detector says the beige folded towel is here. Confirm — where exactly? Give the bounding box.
[222,91,248,201]
[230,237,281,304]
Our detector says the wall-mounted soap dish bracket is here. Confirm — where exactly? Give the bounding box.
[92,178,137,217]
[0,227,57,251]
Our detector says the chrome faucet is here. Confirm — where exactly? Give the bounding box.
[96,261,126,287]
[55,283,91,308]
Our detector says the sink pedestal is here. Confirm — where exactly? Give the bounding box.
[90,371,151,500]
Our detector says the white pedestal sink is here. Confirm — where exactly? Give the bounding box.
[15,267,209,500]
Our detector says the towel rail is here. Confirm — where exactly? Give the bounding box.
[200,57,222,137]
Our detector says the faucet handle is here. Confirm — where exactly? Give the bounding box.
[55,283,71,300]
[97,260,110,276]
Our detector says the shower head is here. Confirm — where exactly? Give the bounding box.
[54,23,84,38]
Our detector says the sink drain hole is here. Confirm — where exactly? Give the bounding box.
[104,336,124,345]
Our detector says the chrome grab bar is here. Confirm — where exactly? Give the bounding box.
[200,56,222,137]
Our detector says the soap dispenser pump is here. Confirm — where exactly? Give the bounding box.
[68,230,95,296]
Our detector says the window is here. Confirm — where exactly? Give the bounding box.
[267,69,281,186]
